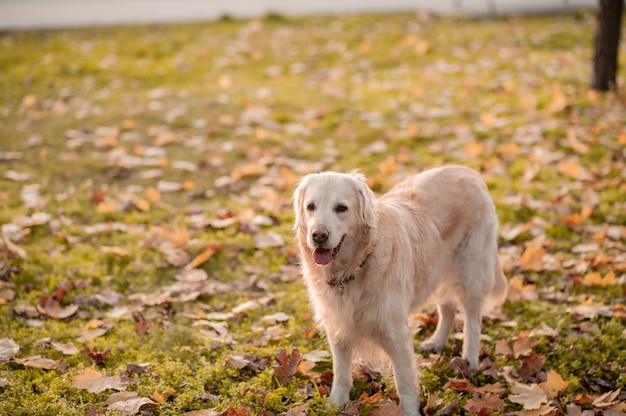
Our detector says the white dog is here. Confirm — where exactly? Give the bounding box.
[293,165,507,416]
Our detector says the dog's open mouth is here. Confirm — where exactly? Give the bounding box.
[313,235,345,265]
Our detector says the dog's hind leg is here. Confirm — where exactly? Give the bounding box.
[420,300,456,353]
[380,325,420,416]
[327,336,353,407]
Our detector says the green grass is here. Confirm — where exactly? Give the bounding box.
[1,9,625,416]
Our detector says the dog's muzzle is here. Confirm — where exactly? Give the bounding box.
[313,235,345,265]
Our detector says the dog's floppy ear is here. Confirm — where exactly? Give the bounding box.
[292,176,308,232]
[350,171,377,231]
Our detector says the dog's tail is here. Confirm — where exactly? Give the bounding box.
[484,253,508,312]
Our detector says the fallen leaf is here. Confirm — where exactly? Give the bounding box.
[513,332,540,358]
[370,399,403,416]
[285,404,308,416]
[0,338,20,359]
[540,370,570,399]
[463,394,506,415]
[37,300,78,319]
[253,232,284,249]
[273,347,302,384]
[518,403,558,415]
[581,270,618,287]
[509,383,548,410]
[507,275,538,301]
[592,388,622,408]
[520,236,547,271]
[14,355,58,370]
[444,377,476,393]
[72,368,130,393]
[186,246,216,269]
[108,396,155,416]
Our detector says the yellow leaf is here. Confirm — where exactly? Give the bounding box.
[540,370,570,399]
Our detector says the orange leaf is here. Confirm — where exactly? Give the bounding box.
[557,158,586,180]
[145,187,161,202]
[358,390,383,404]
[464,141,486,157]
[539,370,570,399]
[135,199,150,212]
[96,201,116,214]
[520,237,546,271]
[378,158,398,175]
[187,246,215,269]
[581,270,617,287]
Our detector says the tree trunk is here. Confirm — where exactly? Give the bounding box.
[591,0,624,91]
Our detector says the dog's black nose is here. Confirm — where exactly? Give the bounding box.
[312,229,329,243]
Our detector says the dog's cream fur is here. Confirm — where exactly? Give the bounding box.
[293,165,507,416]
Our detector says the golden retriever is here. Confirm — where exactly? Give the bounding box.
[293,165,507,416]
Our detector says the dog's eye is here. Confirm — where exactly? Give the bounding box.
[306,203,315,211]
[335,204,348,213]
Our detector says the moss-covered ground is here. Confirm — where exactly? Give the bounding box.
[0,9,625,416]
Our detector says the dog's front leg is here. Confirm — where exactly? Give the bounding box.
[381,326,421,416]
[327,336,353,407]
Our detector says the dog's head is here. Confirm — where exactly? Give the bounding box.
[293,171,376,266]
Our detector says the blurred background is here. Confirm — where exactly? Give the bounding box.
[0,0,597,30]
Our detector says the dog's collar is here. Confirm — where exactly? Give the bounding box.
[326,249,373,294]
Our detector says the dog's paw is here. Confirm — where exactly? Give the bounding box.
[328,389,350,408]
[419,338,446,352]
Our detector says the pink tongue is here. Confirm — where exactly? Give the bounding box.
[313,249,333,265]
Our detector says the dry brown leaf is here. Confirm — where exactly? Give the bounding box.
[495,339,513,357]
[507,275,538,301]
[581,270,618,287]
[72,368,129,393]
[463,394,506,415]
[254,232,284,249]
[370,399,404,416]
[14,355,58,370]
[520,236,547,271]
[108,396,155,416]
[518,403,558,415]
[592,388,622,408]
[37,300,78,319]
[513,332,540,358]
[273,347,302,384]
[0,338,20,359]
[509,383,548,410]
[540,370,570,399]
[285,404,309,416]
